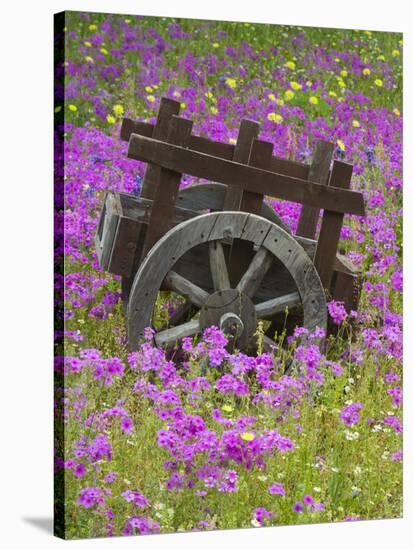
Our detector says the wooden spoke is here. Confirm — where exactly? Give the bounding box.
[209,240,231,291]
[164,270,209,308]
[154,319,201,346]
[236,247,273,298]
[255,292,301,319]
[168,300,197,327]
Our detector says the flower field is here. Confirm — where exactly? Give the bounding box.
[55,11,403,539]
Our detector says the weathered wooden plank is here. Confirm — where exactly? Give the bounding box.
[209,240,231,291]
[154,319,201,346]
[121,116,315,182]
[334,252,360,276]
[270,156,310,180]
[237,247,274,298]
[331,269,362,313]
[127,134,365,216]
[143,116,193,255]
[296,140,335,238]
[120,118,153,141]
[223,119,260,210]
[119,98,181,304]
[255,291,301,319]
[140,97,181,200]
[96,192,122,269]
[164,270,209,308]
[314,161,353,289]
[108,216,140,277]
[229,139,274,284]
[177,183,291,232]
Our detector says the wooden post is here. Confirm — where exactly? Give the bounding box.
[140,98,181,200]
[223,119,260,210]
[296,140,334,239]
[228,139,274,285]
[314,161,353,289]
[142,115,193,255]
[120,98,181,304]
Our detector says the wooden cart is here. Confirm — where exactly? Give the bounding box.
[95,97,365,351]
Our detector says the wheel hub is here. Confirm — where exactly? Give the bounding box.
[199,289,257,350]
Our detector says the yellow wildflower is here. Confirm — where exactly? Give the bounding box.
[290,81,302,91]
[100,48,108,55]
[205,91,214,99]
[362,68,371,75]
[337,79,346,88]
[374,79,383,87]
[309,96,318,105]
[85,56,94,63]
[84,41,92,47]
[222,404,233,413]
[352,120,360,128]
[329,91,337,97]
[153,85,159,90]
[147,95,156,102]
[145,86,153,93]
[364,30,372,36]
[241,432,255,442]
[340,70,348,78]
[125,19,131,24]
[225,77,237,89]
[276,98,284,106]
[113,104,124,116]
[267,112,283,124]
[228,137,237,145]
[268,93,276,101]
[106,114,116,124]
[334,57,340,62]
[89,24,97,31]
[212,42,219,48]
[54,106,62,113]
[337,139,346,151]
[285,61,295,70]
[393,108,400,116]
[211,106,218,115]
[377,54,385,61]
[284,90,294,101]
[306,81,312,87]
[68,104,77,112]
[392,49,400,57]
[180,102,186,110]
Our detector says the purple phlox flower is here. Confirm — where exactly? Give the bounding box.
[268,482,286,496]
[383,415,402,433]
[73,463,86,478]
[253,507,273,525]
[121,489,149,509]
[340,403,363,426]
[120,416,134,433]
[327,300,347,325]
[293,501,304,513]
[123,515,160,535]
[303,494,314,506]
[104,471,117,483]
[78,487,105,509]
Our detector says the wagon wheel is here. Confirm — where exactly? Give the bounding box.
[127,212,327,351]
